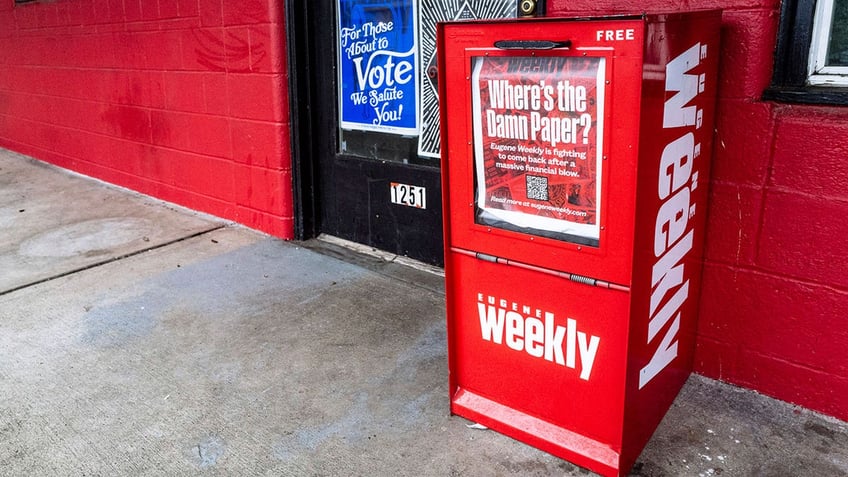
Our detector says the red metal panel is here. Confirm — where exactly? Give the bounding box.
[440,17,645,287]
[446,252,630,474]
[441,12,721,476]
[623,11,721,472]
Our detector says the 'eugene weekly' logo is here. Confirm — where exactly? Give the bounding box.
[639,42,709,389]
[476,294,601,381]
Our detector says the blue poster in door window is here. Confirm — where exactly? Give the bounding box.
[337,0,419,135]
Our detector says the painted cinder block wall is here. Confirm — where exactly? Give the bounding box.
[0,0,293,238]
[547,0,848,421]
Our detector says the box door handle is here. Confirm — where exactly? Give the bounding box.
[493,40,571,50]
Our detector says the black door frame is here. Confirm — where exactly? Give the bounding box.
[285,0,445,267]
[285,1,543,253]
[286,0,319,240]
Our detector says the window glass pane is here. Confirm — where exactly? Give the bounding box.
[336,1,424,164]
[828,0,848,66]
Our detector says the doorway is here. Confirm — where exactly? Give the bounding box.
[288,0,522,266]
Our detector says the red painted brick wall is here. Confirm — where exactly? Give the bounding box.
[546,1,848,420]
[0,0,293,238]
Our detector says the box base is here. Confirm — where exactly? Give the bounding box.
[452,388,625,477]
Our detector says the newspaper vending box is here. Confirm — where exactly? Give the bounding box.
[438,12,720,477]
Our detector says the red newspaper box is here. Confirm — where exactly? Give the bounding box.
[438,12,720,477]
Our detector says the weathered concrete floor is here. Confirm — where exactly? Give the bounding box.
[0,151,221,294]
[1,149,846,476]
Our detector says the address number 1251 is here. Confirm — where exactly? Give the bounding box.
[390,182,426,209]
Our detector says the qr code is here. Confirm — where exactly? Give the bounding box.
[526,175,549,201]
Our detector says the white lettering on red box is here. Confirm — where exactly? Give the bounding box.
[476,294,600,381]
[596,29,635,41]
[639,42,707,390]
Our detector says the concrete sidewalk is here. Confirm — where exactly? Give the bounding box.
[1,148,846,476]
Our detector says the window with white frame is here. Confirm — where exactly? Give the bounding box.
[809,0,848,85]
[766,0,848,103]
